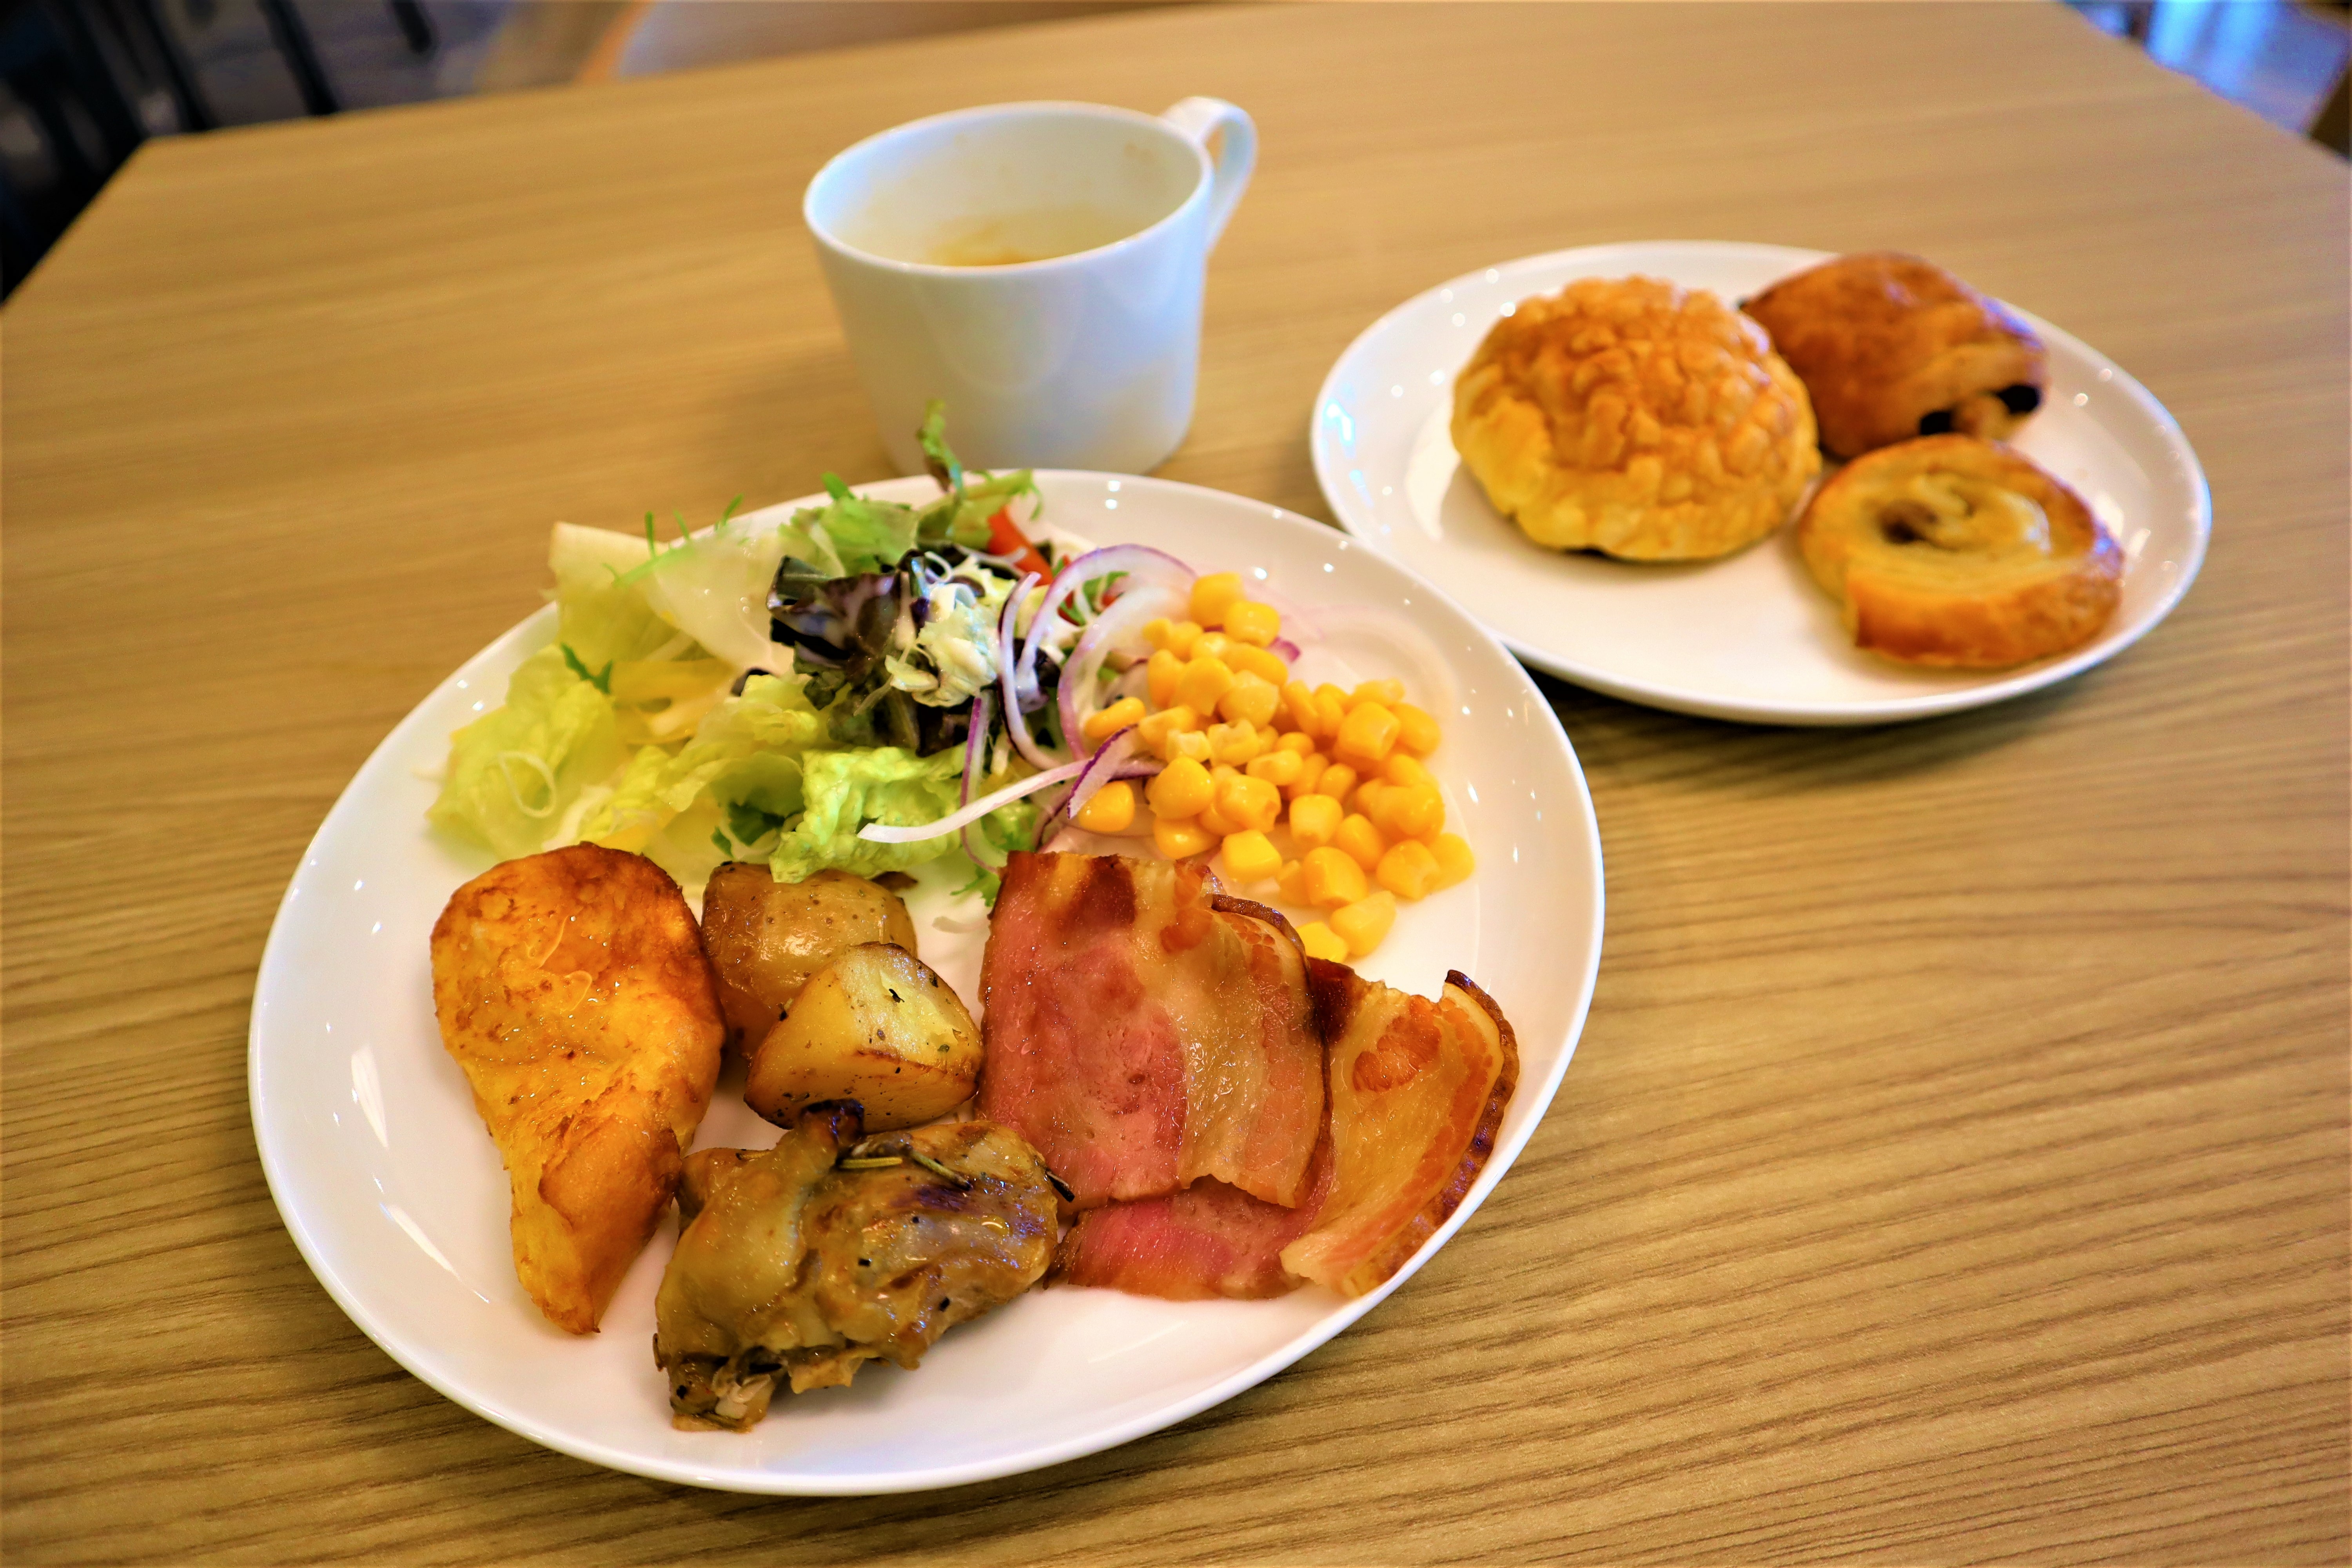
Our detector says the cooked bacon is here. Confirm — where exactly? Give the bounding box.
[1057,967,1516,1302]
[1278,967,1518,1296]
[977,853,1323,1210]
[985,852,1522,1302]
[1053,1137,1334,1300]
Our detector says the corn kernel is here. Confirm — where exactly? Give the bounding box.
[1167,728,1212,764]
[1430,832,1475,888]
[1245,749,1303,787]
[1197,771,1243,835]
[1387,784,1446,842]
[1190,571,1246,628]
[1276,858,1309,906]
[1289,793,1343,848]
[1300,846,1369,908]
[1333,813,1387,872]
[1280,682,1323,739]
[1195,631,1232,662]
[1312,686,1350,737]
[1393,701,1441,755]
[1147,649,1186,708]
[1351,679,1406,709]
[1225,642,1290,686]
[1284,753,1330,800]
[1075,780,1137,834]
[1174,655,1236,714]
[1220,829,1282,884]
[1138,705,1200,758]
[1207,720,1260,767]
[1218,773,1283,833]
[1218,671,1281,728]
[1082,697,1147,743]
[1165,619,1204,658]
[1375,838,1440,900]
[1353,780,1390,822]
[1297,921,1350,963]
[1381,753,1435,791]
[1334,701,1401,767]
[1147,755,1213,818]
[1154,815,1214,860]
[1330,891,1397,956]
[1143,617,1176,652]
[1223,600,1281,647]
[1316,762,1359,801]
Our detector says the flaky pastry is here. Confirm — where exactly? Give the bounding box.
[1740,252,2047,459]
[1797,435,2122,668]
[1451,276,1819,561]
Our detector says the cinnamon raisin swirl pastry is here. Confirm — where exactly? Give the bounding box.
[1741,253,2047,459]
[1797,436,2123,668]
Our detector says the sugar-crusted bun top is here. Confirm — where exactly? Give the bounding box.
[1451,277,1819,561]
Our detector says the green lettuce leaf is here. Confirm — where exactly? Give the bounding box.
[577,673,827,857]
[549,523,682,670]
[768,746,970,882]
[428,646,623,860]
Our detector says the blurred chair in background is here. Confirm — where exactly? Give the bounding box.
[2078,0,2349,152]
[474,0,1174,89]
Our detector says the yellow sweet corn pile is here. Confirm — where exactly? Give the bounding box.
[1083,569,1476,963]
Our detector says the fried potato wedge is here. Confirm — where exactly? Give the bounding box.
[431,844,724,1334]
[699,865,920,1051]
[744,943,980,1132]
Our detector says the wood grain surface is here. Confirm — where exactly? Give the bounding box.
[5,2,2346,1561]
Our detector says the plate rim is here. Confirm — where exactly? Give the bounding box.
[247,468,1606,1494]
[1307,239,2214,726]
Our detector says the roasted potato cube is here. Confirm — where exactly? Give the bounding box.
[698,865,918,1050]
[744,943,980,1131]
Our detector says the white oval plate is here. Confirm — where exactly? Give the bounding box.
[1310,241,2211,725]
[249,472,1604,1495]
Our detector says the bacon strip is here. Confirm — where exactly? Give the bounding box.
[977,853,1322,1210]
[1053,1138,1333,1301]
[1050,965,1518,1301]
[1279,967,1517,1296]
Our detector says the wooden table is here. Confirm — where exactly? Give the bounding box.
[6,2,2345,1560]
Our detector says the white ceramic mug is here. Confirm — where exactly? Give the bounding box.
[804,98,1256,475]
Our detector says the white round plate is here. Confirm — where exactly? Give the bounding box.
[249,472,1604,1495]
[1310,240,2211,725]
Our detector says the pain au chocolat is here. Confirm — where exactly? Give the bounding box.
[1740,252,2048,459]
[1451,276,1819,561]
[1797,435,2123,668]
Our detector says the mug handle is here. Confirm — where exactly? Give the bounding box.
[1161,97,1257,251]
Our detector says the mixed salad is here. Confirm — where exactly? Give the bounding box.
[429,407,1192,899]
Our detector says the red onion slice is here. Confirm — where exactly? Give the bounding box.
[959,688,1000,868]
[1016,544,1195,706]
[995,572,1060,770]
[1034,726,1158,844]
[1060,581,1188,756]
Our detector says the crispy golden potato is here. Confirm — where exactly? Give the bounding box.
[744,944,980,1131]
[431,844,724,1334]
[699,865,919,1051]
